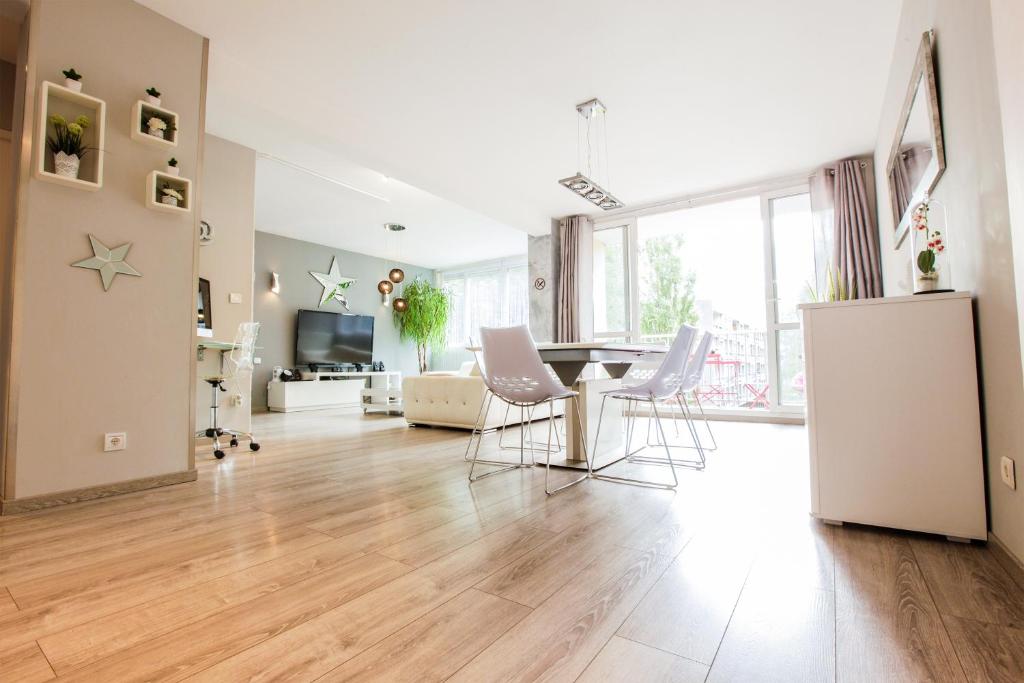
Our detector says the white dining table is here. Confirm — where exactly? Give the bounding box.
[472,341,668,471]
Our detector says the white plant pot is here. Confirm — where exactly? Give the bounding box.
[165,166,179,176]
[53,152,80,179]
[148,127,165,139]
[161,195,179,207]
[65,78,82,92]
[917,273,939,293]
[147,95,161,106]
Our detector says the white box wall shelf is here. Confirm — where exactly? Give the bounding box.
[35,81,106,191]
[131,100,179,149]
[146,170,192,213]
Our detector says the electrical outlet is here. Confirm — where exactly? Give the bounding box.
[253,357,262,365]
[230,394,244,407]
[229,292,242,304]
[104,432,127,452]
[1001,456,1016,490]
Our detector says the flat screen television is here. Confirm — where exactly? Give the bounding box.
[295,310,374,366]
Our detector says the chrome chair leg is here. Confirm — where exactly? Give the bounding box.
[592,395,678,489]
[545,396,589,495]
[464,389,492,462]
[629,394,705,471]
[692,390,718,451]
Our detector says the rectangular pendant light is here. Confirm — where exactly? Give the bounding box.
[558,173,624,211]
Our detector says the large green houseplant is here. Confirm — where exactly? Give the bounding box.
[394,278,450,373]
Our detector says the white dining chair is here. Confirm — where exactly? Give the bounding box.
[630,331,716,470]
[467,325,589,495]
[590,324,698,488]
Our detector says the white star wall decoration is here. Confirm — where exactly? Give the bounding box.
[310,257,357,310]
[72,235,142,291]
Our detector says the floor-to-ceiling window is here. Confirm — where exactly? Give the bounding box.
[441,258,529,348]
[593,184,817,415]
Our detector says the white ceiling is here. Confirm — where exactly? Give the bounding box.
[137,0,900,266]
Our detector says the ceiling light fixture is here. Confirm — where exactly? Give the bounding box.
[558,98,624,211]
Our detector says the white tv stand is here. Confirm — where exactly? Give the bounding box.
[267,370,403,415]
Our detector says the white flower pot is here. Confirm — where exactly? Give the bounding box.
[165,166,179,176]
[161,195,179,207]
[917,272,939,293]
[54,152,80,179]
[148,127,165,139]
[147,95,161,106]
[65,79,82,92]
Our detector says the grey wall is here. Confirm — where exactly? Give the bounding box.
[874,0,1024,563]
[196,135,256,432]
[4,0,205,499]
[252,231,433,409]
[528,219,559,343]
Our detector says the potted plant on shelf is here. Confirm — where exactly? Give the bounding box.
[144,114,175,140]
[62,67,82,92]
[46,114,90,179]
[392,278,450,374]
[166,157,179,176]
[145,87,161,106]
[161,184,184,207]
[913,199,945,293]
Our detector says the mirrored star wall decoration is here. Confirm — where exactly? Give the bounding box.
[72,234,142,291]
[310,256,357,310]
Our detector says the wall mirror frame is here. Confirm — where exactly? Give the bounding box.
[885,30,945,249]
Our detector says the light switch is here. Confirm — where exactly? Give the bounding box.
[229,292,243,304]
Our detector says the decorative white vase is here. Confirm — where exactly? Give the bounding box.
[53,152,80,178]
[161,195,179,207]
[147,95,161,106]
[148,127,165,139]
[65,78,82,92]
[165,166,179,176]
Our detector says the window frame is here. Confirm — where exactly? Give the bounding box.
[592,179,816,417]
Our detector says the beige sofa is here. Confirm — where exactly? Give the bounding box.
[403,362,563,430]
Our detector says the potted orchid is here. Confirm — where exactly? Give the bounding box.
[145,87,161,106]
[62,67,82,92]
[161,184,184,207]
[166,157,179,176]
[912,199,945,293]
[46,114,91,178]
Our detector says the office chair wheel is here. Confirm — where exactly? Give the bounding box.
[205,428,216,438]
[249,442,261,452]
[230,438,239,447]
[214,449,226,459]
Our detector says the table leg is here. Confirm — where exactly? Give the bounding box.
[544,377,628,471]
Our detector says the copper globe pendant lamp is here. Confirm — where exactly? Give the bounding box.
[383,223,408,311]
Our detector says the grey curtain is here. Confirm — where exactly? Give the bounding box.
[810,158,882,299]
[556,216,582,342]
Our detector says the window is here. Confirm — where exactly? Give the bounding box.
[593,185,818,414]
[441,259,528,347]
[593,225,630,339]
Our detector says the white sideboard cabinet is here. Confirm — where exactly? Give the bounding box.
[800,292,986,541]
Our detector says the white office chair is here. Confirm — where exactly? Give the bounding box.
[590,324,698,488]
[467,325,589,495]
[196,322,261,459]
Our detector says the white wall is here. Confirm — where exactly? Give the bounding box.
[874,0,1024,563]
[990,0,1024,393]
[196,134,256,434]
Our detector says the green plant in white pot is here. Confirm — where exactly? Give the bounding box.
[393,278,450,374]
[46,114,91,179]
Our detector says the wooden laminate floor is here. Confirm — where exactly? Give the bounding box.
[1,410,1023,682]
